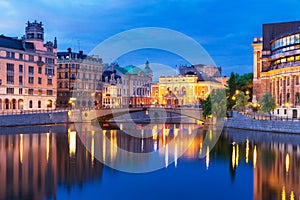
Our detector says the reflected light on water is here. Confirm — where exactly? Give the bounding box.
[91,131,95,165]
[206,146,210,170]
[19,134,23,164]
[232,144,236,169]
[236,144,239,167]
[174,142,178,168]
[69,131,77,157]
[245,139,249,163]
[285,153,290,173]
[103,130,106,163]
[282,186,286,200]
[253,145,257,168]
[165,144,169,168]
[46,132,50,162]
[290,191,295,200]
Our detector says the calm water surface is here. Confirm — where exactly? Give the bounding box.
[0,123,299,200]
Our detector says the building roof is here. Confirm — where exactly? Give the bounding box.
[262,20,300,51]
[114,65,143,75]
[0,35,34,50]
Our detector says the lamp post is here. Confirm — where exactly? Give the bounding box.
[252,103,258,119]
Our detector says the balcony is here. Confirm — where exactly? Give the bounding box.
[37,61,45,66]
[270,60,300,70]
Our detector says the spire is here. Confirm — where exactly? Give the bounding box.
[54,37,57,48]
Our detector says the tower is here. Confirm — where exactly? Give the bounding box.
[24,20,44,49]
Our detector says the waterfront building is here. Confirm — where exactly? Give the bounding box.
[0,21,57,110]
[57,48,102,109]
[112,60,153,107]
[158,74,223,106]
[102,70,122,108]
[252,20,300,118]
[179,64,222,78]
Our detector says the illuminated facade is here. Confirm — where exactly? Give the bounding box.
[252,21,300,118]
[0,21,57,110]
[102,71,122,108]
[158,74,223,106]
[113,61,153,107]
[57,48,102,109]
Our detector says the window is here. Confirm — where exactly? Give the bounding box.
[47,90,53,96]
[72,64,75,68]
[19,53,23,60]
[59,82,62,88]
[28,66,34,74]
[71,73,75,79]
[28,89,34,95]
[11,52,15,59]
[59,64,62,68]
[28,77,34,84]
[29,55,34,62]
[6,51,10,58]
[65,64,68,68]
[287,93,290,102]
[19,88,23,94]
[38,56,42,62]
[47,78,52,85]
[38,100,41,108]
[6,63,14,84]
[287,77,290,86]
[6,88,14,94]
[38,67,42,74]
[19,76,23,85]
[65,72,68,78]
[38,77,42,84]
[29,100,33,108]
[65,82,68,88]
[296,93,300,104]
[38,89,42,95]
[19,65,23,73]
[296,76,299,85]
[284,109,287,115]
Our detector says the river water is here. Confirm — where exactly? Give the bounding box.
[0,122,299,200]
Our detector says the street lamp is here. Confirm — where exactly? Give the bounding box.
[235,90,240,95]
[245,90,250,95]
[252,103,258,119]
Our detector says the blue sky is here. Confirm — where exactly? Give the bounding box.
[1,0,300,76]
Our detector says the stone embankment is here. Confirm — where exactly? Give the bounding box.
[225,112,300,134]
[0,111,69,127]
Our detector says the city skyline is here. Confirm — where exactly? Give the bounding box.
[1,0,300,76]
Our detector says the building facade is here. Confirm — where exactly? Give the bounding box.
[113,61,153,107]
[252,21,300,118]
[57,48,102,109]
[102,70,122,108]
[158,74,223,106]
[0,21,57,111]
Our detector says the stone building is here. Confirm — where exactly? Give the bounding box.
[252,20,300,118]
[0,20,57,110]
[112,60,153,107]
[102,70,122,108]
[57,48,102,109]
[158,74,223,106]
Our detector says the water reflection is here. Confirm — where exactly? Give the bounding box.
[0,124,300,200]
[0,125,102,200]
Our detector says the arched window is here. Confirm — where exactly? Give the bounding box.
[29,100,33,108]
[38,100,41,108]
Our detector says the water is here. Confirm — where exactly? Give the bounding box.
[0,123,299,200]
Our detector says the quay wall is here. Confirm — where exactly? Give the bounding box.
[0,111,69,127]
[224,112,300,134]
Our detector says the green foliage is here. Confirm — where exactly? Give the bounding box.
[200,95,211,119]
[259,93,276,117]
[201,89,227,119]
[226,72,253,109]
[233,91,250,112]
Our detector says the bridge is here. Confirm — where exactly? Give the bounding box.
[69,107,204,124]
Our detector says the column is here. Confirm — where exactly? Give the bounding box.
[290,75,295,107]
[282,77,286,105]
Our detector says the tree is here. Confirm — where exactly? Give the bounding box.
[200,95,211,119]
[201,89,227,120]
[233,91,250,113]
[259,93,276,120]
[226,72,237,109]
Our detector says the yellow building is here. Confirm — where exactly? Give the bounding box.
[158,74,223,106]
